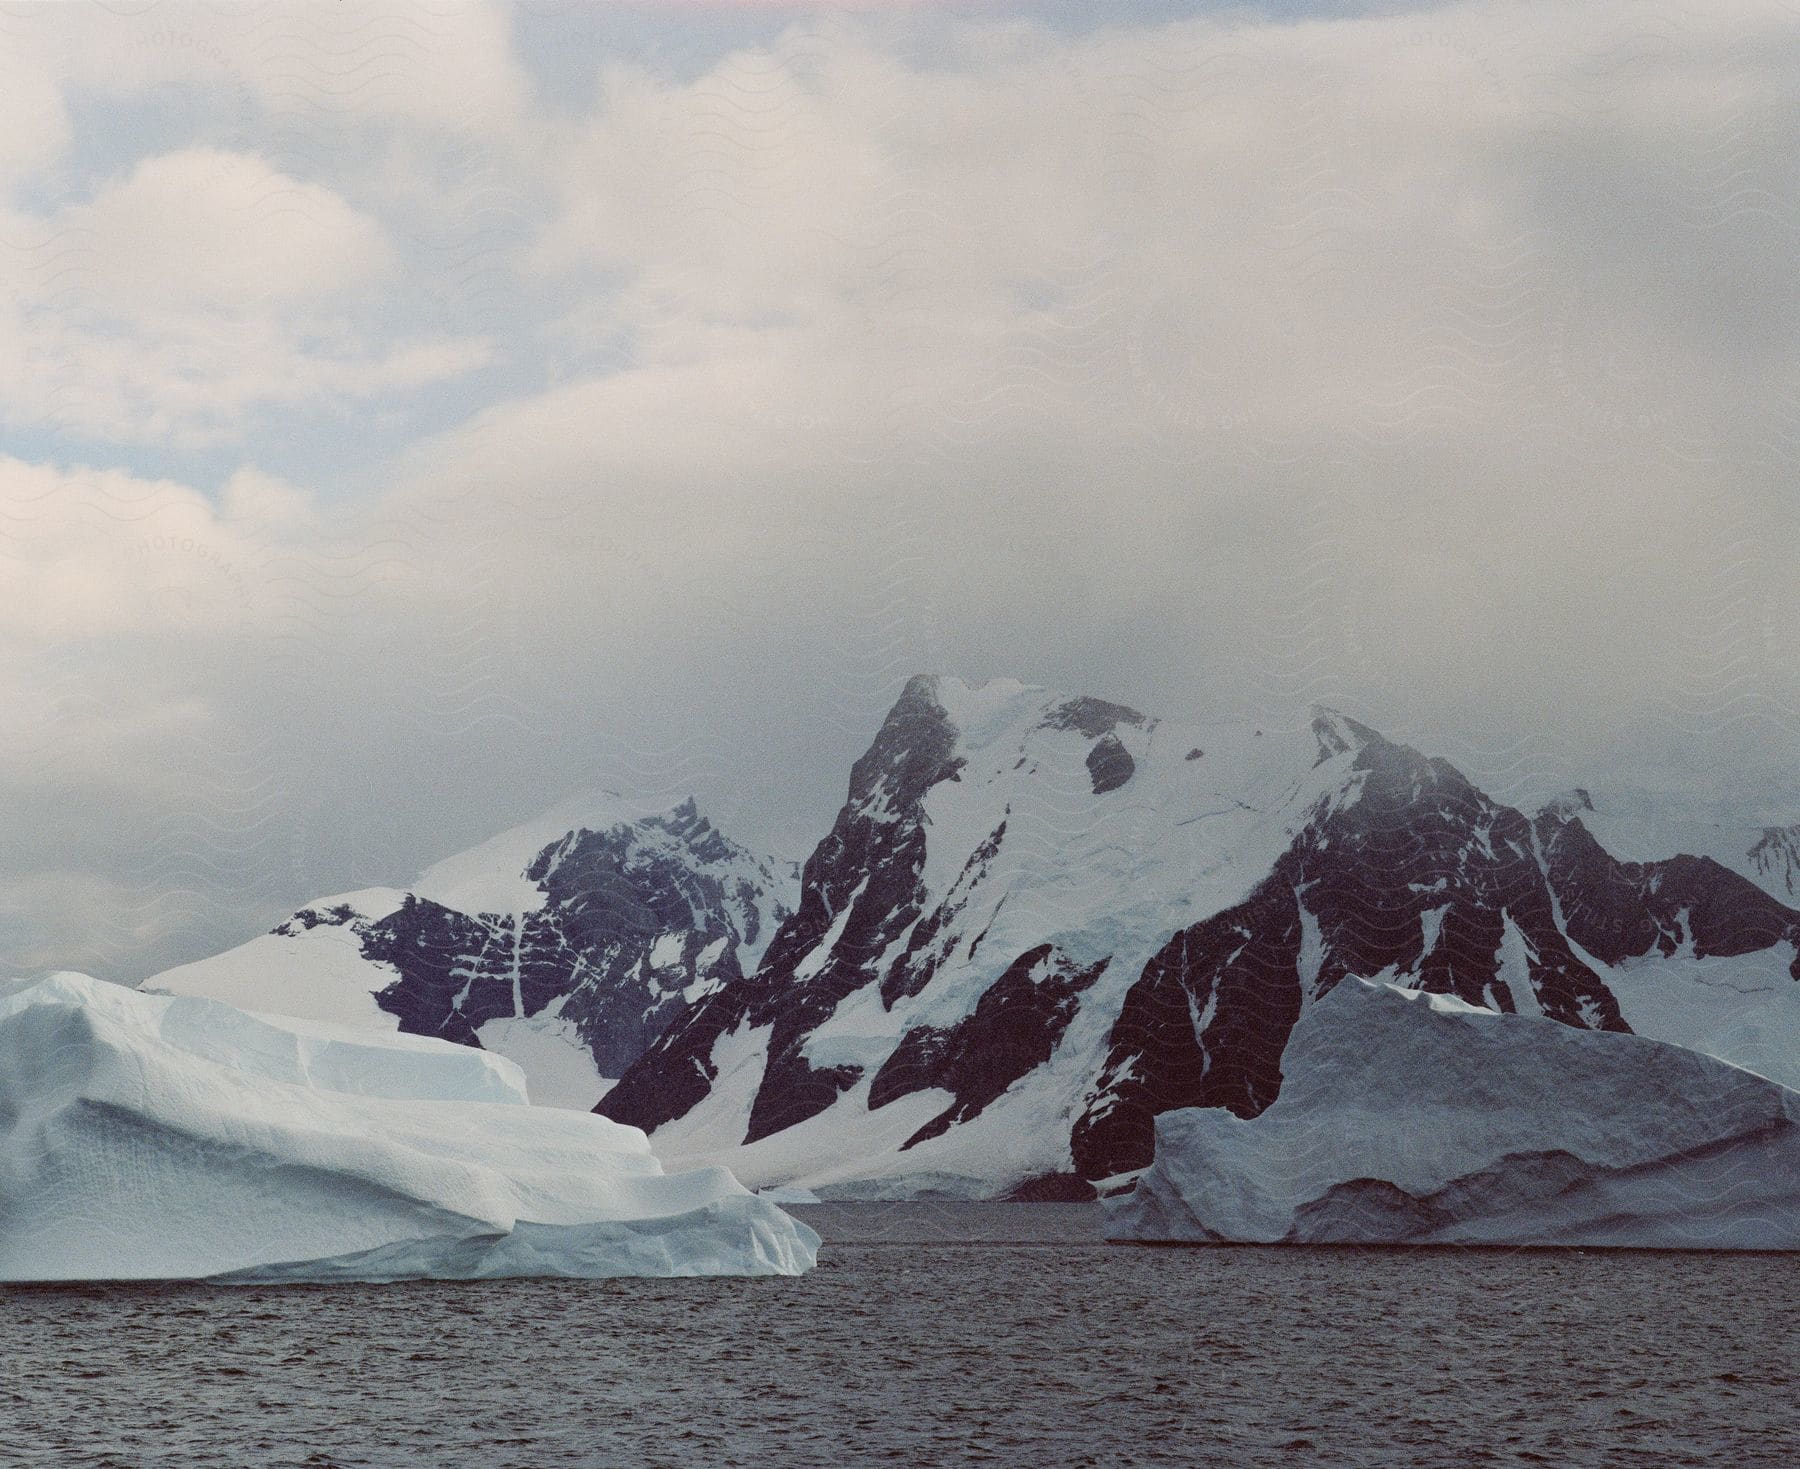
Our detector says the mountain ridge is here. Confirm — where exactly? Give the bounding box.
[600,675,1800,1195]
[150,672,1800,1196]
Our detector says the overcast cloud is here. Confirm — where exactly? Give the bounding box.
[1,0,1796,980]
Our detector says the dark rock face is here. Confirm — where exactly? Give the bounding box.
[1748,825,1800,902]
[602,675,968,1138]
[1300,730,1623,1029]
[1041,696,1146,739]
[1086,733,1135,794]
[880,819,1007,1007]
[601,678,1176,1148]
[1045,695,1146,792]
[869,943,1106,1147]
[1073,720,1630,1180]
[272,799,791,1081]
[515,806,769,1073]
[1005,1172,1098,1202]
[1535,808,1800,980]
[275,903,359,934]
[1073,873,1304,1179]
[364,897,522,1049]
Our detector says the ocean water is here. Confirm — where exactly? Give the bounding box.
[1,1204,1793,1469]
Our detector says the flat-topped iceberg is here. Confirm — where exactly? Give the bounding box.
[1108,979,1800,1249]
[0,974,818,1282]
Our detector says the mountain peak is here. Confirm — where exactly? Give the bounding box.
[1540,788,1597,821]
[1308,706,1382,762]
[1040,694,1148,739]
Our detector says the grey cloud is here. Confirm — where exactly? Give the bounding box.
[0,0,1796,980]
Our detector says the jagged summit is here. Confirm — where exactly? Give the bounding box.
[894,673,1143,731]
[1540,788,1596,819]
[407,788,745,916]
[1532,782,1800,909]
[604,680,1647,1193]
[1308,706,1382,762]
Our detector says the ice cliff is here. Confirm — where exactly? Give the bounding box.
[1108,978,1800,1249]
[0,973,818,1282]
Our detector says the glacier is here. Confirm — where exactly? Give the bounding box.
[0,973,818,1283]
[1107,978,1800,1249]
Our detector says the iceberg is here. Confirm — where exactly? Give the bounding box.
[1108,979,1800,1249]
[0,974,818,1282]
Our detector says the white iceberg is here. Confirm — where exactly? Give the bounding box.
[1108,978,1800,1249]
[0,974,818,1282]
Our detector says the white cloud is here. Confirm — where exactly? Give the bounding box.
[0,21,69,190]
[0,456,276,645]
[26,0,530,139]
[0,0,527,447]
[0,148,492,444]
[58,148,392,312]
[220,466,314,528]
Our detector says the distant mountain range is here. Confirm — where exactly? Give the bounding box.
[152,675,1800,1199]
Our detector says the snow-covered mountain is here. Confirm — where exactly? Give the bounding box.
[598,675,1800,1197]
[1108,978,1800,1249]
[147,673,1800,1205]
[150,794,798,1109]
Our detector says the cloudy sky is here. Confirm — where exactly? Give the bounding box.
[2,0,1796,980]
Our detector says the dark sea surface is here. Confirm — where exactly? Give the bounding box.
[1,1203,1793,1469]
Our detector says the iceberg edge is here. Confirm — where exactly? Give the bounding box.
[0,973,818,1283]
